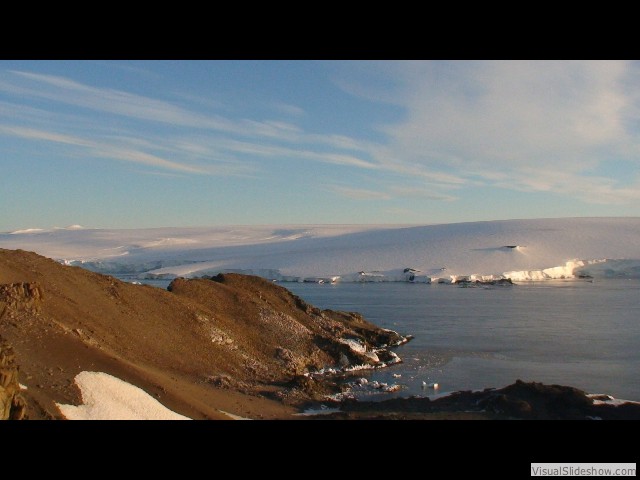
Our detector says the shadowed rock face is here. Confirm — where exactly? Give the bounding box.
[0,339,25,420]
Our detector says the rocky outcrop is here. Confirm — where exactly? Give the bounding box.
[334,379,640,420]
[199,273,411,376]
[0,282,43,318]
[0,339,25,420]
[0,249,413,418]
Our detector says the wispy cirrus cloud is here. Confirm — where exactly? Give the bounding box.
[388,186,458,202]
[5,62,638,209]
[329,182,459,202]
[329,186,392,200]
[271,101,305,116]
[3,72,314,144]
[0,124,214,175]
[0,70,381,177]
[335,60,640,205]
[4,71,253,136]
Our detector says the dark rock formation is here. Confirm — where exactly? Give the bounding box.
[333,379,640,420]
[0,282,43,319]
[0,338,25,420]
[0,248,414,419]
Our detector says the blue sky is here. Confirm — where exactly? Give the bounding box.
[1,60,639,230]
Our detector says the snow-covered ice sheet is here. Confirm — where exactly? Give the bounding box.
[3,218,640,283]
[56,371,190,420]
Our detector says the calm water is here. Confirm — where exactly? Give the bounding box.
[284,280,640,401]
[121,274,640,401]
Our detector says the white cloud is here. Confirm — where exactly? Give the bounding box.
[388,186,458,202]
[4,71,306,141]
[0,125,93,147]
[191,137,379,170]
[0,70,383,176]
[271,101,305,116]
[495,167,640,204]
[0,124,211,174]
[330,186,391,200]
[330,183,458,202]
[340,60,640,205]
[4,63,639,208]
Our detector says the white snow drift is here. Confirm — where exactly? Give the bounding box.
[56,371,190,420]
[2,217,640,284]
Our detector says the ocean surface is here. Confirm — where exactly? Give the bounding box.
[284,279,640,402]
[118,275,640,402]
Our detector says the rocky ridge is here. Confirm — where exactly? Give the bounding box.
[0,248,409,419]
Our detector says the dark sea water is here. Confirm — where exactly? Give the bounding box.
[284,279,640,402]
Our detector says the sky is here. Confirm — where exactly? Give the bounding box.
[1,60,640,231]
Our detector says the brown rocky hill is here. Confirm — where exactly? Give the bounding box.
[0,248,407,420]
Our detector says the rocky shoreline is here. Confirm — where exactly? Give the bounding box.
[0,248,415,419]
[300,379,640,420]
[2,248,639,420]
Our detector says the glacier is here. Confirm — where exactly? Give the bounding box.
[2,217,640,284]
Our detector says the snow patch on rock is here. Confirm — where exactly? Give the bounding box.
[56,371,190,420]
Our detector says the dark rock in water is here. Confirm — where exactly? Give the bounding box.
[486,278,514,286]
[334,379,640,420]
[496,380,593,419]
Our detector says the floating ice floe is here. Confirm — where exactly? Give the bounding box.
[422,381,439,389]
